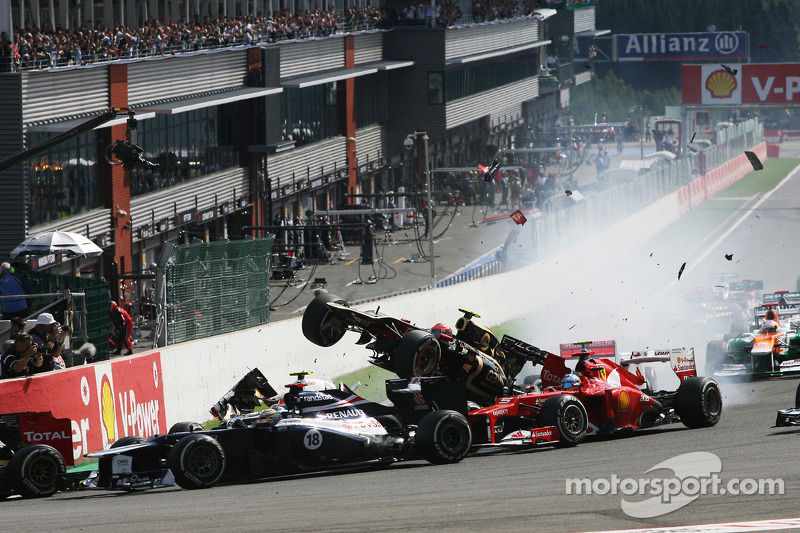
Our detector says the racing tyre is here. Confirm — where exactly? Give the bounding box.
[375,415,403,431]
[415,410,471,464]
[393,330,441,379]
[169,421,204,434]
[302,292,348,347]
[110,436,147,448]
[705,340,727,375]
[676,376,722,428]
[794,382,800,409]
[539,394,587,447]
[8,444,66,498]
[168,434,226,490]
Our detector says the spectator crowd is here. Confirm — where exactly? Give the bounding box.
[2,0,574,71]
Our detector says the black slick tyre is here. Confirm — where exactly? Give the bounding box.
[302,292,348,347]
[8,444,66,498]
[167,434,226,489]
[393,330,441,379]
[169,421,204,434]
[794,382,800,409]
[415,410,471,464]
[705,340,727,375]
[539,394,587,447]
[110,436,148,448]
[676,376,722,428]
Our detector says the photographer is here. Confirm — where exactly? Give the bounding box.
[1,332,43,378]
[28,313,67,373]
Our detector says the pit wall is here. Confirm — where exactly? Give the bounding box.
[0,144,767,460]
[678,142,767,215]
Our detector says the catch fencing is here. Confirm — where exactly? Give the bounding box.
[162,237,274,345]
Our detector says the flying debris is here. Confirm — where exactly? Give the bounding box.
[725,253,733,261]
[690,132,697,143]
[569,324,576,330]
[744,151,763,171]
[565,190,573,196]
[584,64,592,69]
[510,210,527,226]
[721,64,738,76]
[678,262,686,281]
[478,160,502,182]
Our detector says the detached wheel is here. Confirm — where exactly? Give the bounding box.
[302,292,348,347]
[8,445,66,498]
[393,330,441,379]
[169,421,204,434]
[705,340,727,375]
[539,394,587,447]
[168,434,226,489]
[676,376,722,428]
[415,410,471,464]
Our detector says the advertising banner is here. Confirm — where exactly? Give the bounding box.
[0,352,166,462]
[617,32,747,62]
[683,63,800,105]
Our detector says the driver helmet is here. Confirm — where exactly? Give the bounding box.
[560,373,581,391]
[761,319,779,333]
[431,323,453,339]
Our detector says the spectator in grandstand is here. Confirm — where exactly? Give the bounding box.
[28,312,67,372]
[0,262,35,320]
[2,332,43,378]
[109,301,134,356]
[3,317,27,352]
[0,32,13,72]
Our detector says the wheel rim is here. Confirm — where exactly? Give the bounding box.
[415,342,440,375]
[187,445,220,479]
[319,313,341,345]
[27,455,58,489]
[705,387,722,416]
[438,422,468,454]
[562,404,585,435]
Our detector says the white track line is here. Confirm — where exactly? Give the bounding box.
[579,516,800,533]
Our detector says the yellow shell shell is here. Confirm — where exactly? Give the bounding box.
[706,69,737,98]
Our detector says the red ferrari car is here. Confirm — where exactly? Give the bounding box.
[468,341,722,448]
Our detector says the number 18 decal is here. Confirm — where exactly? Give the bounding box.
[304,429,322,450]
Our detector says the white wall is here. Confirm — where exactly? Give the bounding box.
[159,188,683,424]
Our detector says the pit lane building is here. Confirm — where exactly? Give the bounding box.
[0,0,602,282]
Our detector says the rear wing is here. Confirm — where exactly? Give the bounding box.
[210,368,278,420]
[763,291,800,305]
[559,340,616,358]
[754,302,800,325]
[619,348,697,381]
[0,412,75,466]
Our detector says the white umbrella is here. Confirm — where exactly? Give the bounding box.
[10,231,104,259]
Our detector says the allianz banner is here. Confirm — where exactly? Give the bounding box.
[616,32,747,62]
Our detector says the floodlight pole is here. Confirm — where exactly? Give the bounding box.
[639,105,644,160]
[406,131,436,289]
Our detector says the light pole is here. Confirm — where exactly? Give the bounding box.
[404,131,435,289]
[630,105,644,160]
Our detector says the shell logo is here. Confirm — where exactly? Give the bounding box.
[618,390,630,411]
[705,69,737,98]
[677,357,681,364]
[100,375,116,442]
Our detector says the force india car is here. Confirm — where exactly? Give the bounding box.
[468,342,722,447]
[0,411,82,500]
[706,292,800,378]
[302,293,550,407]
[84,369,472,491]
